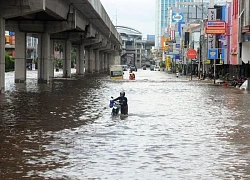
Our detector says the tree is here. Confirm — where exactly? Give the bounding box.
[5,52,14,72]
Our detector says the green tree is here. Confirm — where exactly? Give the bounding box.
[5,52,15,72]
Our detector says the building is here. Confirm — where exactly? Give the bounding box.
[155,0,211,48]
[5,31,38,69]
[195,0,230,5]
[115,26,149,67]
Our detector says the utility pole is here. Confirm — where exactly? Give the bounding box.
[201,0,204,80]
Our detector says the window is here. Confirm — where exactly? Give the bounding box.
[111,71,123,77]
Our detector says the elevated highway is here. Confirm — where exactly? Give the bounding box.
[0,0,122,93]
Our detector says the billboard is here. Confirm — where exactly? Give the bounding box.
[205,21,226,34]
[172,12,184,23]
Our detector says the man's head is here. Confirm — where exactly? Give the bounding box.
[120,91,125,97]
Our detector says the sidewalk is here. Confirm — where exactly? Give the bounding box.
[165,70,228,86]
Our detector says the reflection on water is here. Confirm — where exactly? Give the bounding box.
[1,70,250,179]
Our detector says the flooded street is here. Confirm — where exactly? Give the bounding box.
[1,69,250,179]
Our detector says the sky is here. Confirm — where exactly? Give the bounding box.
[100,0,155,38]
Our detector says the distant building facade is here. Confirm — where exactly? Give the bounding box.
[155,0,195,48]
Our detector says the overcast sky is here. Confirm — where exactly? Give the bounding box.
[100,0,155,38]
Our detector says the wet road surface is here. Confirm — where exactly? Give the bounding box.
[1,69,250,179]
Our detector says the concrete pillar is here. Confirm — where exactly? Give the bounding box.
[99,51,104,72]
[49,40,54,78]
[63,40,71,78]
[103,52,106,71]
[94,49,100,73]
[37,34,42,80]
[109,52,115,65]
[15,31,26,83]
[79,44,85,74]
[104,53,108,71]
[0,18,5,93]
[85,48,90,73]
[38,33,51,82]
[75,46,80,74]
[89,48,94,73]
[107,53,111,70]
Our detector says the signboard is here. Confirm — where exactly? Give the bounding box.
[219,35,227,45]
[208,48,219,59]
[187,49,197,59]
[205,21,226,34]
[166,56,171,68]
[208,8,217,21]
[172,12,184,23]
[207,8,217,55]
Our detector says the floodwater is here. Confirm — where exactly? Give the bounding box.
[1,68,250,180]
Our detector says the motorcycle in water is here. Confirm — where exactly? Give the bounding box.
[109,97,121,116]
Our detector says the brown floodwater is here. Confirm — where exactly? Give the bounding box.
[1,69,250,179]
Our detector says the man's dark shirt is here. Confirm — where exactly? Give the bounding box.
[113,96,128,106]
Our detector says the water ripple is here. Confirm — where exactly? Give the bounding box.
[0,70,250,179]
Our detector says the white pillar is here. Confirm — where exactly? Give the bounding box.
[0,18,5,93]
[95,49,100,73]
[79,44,85,74]
[15,31,26,83]
[63,40,71,78]
[38,33,50,82]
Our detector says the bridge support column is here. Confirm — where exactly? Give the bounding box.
[89,48,94,73]
[49,40,55,78]
[38,33,51,83]
[85,48,90,73]
[94,49,100,73]
[114,51,121,65]
[63,40,71,78]
[79,44,85,75]
[0,17,5,93]
[15,31,26,83]
[104,53,108,71]
[106,53,111,70]
[75,46,80,74]
[99,51,104,72]
[109,52,115,65]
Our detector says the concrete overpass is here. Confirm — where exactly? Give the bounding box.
[0,0,122,93]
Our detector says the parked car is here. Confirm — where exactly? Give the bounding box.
[154,66,160,71]
[142,65,146,70]
[150,65,155,71]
